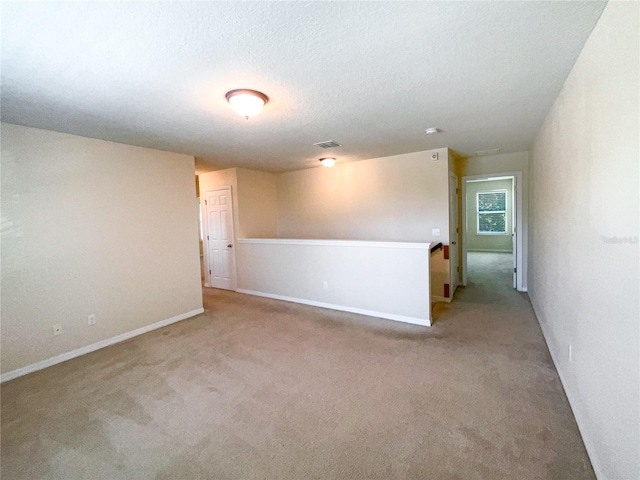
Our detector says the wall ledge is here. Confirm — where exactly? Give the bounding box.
[238,238,432,249]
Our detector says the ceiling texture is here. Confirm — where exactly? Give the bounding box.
[1,1,606,173]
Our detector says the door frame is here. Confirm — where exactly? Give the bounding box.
[449,171,459,296]
[461,171,524,291]
[202,185,237,290]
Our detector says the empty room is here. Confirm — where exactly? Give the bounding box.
[1,2,638,479]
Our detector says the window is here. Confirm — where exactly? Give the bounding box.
[477,190,507,234]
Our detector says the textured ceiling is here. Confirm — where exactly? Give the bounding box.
[1,1,606,172]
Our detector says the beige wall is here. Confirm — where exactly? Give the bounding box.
[198,168,238,192]
[276,148,451,243]
[529,3,639,479]
[1,124,203,375]
[466,178,513,252]
[235,168,278,238]
[465,151,528,177]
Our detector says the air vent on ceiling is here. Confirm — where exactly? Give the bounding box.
[313,140,341,149]
[475,148,500,157]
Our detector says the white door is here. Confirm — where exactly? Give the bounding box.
[449,172,459,295]
[204,187,236,290]
[511,177,517,289]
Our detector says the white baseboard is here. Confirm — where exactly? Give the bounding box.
[533,304,604,480]
[0,308,205,383]
[236,289,431,327]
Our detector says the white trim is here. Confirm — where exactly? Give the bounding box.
[0,308,204,383]
[535,310,604,480]
[237,238,431,250]
[236,289,431,327]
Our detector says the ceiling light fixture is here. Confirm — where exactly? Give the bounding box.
[320,158,336,168]
[425,127,440,134]
[225,89,269,119]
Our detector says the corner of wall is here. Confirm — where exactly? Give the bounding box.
[448,148,468,178]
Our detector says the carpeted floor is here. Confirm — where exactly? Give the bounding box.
[1,252,594,479]
[461,252,520,306]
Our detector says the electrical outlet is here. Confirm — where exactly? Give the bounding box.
[88,314,96,326]
[323,281,329,290]
[53,324,62,336]
[432,228,441,236]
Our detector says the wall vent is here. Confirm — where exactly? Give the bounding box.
[313,140,341,149]
[475,148,500,156]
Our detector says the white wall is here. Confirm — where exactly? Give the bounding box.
[529,3,639,479]
[276,148,450,243]
[466,178,513,252]
[1,124,203,375]
[236,239,432,325]
[465,151,528,288]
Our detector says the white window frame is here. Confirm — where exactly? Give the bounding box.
[476,189,508,235]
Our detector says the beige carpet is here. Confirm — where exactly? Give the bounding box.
[1,253,594,479]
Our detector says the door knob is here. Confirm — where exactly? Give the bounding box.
[451,241,457,245]
[227,244,233,248]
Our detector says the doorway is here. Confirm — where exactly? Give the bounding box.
[203,186,237,290]
[461,172,524,291]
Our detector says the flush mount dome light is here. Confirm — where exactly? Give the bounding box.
[320,158,336,168]
[225,89,269,119]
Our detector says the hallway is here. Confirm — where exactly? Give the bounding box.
[454,252,526,307]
